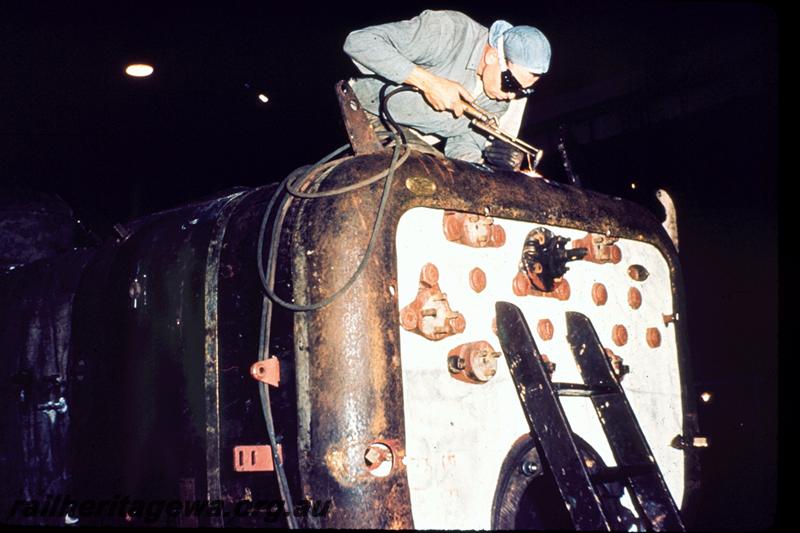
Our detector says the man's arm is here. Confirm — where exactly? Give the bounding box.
[404,66,473,118]
[444,128,490,164]
[343,10,474,117]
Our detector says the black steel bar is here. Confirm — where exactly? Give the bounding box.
[552,382,616,397]
[495,301,610,531]
[566,311,685,531]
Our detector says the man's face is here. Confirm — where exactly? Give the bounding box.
[481,48,540,101]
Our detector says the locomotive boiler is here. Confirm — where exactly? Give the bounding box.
[0,86,701,529]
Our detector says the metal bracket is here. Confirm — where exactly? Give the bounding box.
[335,80,383,156]
[233,444,283,472]
[250,358,280,387]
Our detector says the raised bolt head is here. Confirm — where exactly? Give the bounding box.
[400,307,418,330]
[646,327,662,348]
[628,287,642,309]
[469,267,487,293]
[592,283,608,306]
[554,279,571,301]
[450,314,466,333]
[537,319,555,341]
[513,272,530,296]
[628,264,650,281]
[491,225,506,247]
[612,325,628,346]
[521,461,539,476]
[420,263,439,286]
[610,245,622,264]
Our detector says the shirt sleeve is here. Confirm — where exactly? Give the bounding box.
[444,128,488,163]
[343,10,462,85]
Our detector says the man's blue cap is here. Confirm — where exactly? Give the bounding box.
[489,20,551,75]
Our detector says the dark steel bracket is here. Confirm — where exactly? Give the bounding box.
[495,301,610,530]
[495,302,686,531]
[335,80,383,156]
[250,357,280,387]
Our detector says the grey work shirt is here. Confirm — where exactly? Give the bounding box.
[343,10,511,163]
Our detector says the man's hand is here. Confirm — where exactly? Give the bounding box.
[484,140,525,171]
[405,66,473,118]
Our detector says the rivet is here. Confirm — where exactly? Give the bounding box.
[537,319,555,341]
[469,267,487,293]
[628,287,642,309]
[400,308,417,330]
[553,279,571,301]
[646,327,662,348]
[610,246,622,264]
[491,225,506,247]
[512,272,530,297]
[612,325,628,346]
[521,461,539,476]
[420,263,439,286]
[628,264,650,281]
[450,314,466,333]
[592,283,608,305]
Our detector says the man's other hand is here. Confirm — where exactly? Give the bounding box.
[405,66,473,118]
[484,140,524,171]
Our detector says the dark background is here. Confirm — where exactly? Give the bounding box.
[1,1,778,529]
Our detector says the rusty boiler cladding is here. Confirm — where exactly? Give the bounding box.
[1,123,699,529]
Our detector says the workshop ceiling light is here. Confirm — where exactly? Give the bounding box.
[258,93,269,103]
[125,64,154,78]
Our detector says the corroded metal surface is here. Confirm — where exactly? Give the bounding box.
[335,80,383,156]
[288,146,699,527]
[0,142,699,528]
